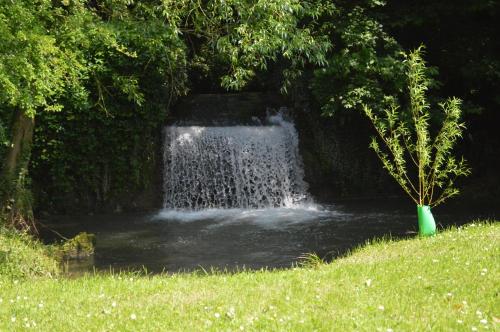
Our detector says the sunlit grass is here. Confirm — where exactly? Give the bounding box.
[0,221,498,331]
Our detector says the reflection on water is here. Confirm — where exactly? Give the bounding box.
[41,199,498,275]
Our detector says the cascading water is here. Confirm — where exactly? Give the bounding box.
[162,113,310,210]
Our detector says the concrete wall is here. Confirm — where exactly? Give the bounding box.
[168,92,285,125]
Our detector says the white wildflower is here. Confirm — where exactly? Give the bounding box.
[227,307,235,318]
[480,319,487,324]
[214,313,220,318]
[378,305,385,311]
[365,279,372,287]
[130,313,137,320]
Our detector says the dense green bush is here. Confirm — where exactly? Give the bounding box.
[29,2,189,211]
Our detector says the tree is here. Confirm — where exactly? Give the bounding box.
[311,0,407,117]
[363,47,470,235]
[159,0,331,91]
[0,0,84,231]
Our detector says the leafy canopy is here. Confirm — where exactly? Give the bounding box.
[160,0,332,91]
[0,0,85,116]
[312,1,407,116]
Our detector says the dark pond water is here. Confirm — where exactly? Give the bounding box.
[40,198,499,275]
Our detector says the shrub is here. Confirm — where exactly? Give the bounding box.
[363,46,470,207]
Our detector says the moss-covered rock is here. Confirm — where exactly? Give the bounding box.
[59,232,95,259]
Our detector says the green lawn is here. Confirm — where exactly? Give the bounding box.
[0,222,498,331]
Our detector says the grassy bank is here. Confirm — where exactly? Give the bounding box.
[0,222,498,331]
[0,227,59,279]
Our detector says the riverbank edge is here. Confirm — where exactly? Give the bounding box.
[0,221,498,330]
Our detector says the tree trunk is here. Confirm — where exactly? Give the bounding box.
[1,110,36,233]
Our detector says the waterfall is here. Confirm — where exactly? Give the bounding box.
[162,113,309,210]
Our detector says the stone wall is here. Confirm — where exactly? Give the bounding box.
[294,108,400,201]
[168,92,285,125]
